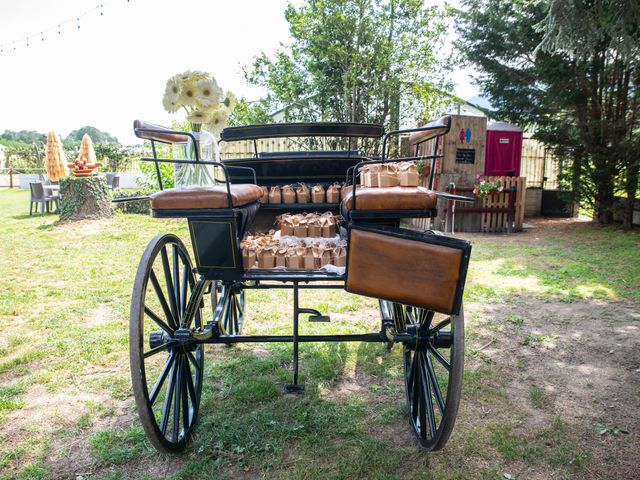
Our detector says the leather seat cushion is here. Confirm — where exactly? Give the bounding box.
[150,184,263,210]
[341,186,437,211]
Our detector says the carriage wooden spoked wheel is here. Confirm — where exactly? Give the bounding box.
[380,301,464,451]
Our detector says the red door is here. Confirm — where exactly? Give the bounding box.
[485,130,523,176]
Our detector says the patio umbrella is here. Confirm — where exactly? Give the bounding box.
[44,131,68,181]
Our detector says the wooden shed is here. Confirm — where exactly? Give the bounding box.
[411,114,526,233]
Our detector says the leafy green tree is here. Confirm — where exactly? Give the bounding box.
[227,98,273,127]
[65,126,118,145]
[0,129,45,144]
[94,143,134,173]
[456,0,639,226]
[245,0,453,131]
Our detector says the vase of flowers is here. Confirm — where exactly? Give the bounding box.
[162,70,237,187]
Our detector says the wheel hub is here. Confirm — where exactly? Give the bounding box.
[404,324,453,351]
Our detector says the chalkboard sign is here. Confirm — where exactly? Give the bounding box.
[455,148,475,164]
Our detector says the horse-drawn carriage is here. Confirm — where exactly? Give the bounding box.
[122,116,471,453]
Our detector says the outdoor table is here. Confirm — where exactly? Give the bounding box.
[43,184,60,213]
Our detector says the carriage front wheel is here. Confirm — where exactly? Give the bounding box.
[401,304,464,451]
[130,234,204,453]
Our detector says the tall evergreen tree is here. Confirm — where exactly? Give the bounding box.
[457,0,639,225]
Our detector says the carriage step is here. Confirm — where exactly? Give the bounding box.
[283,383,305,394]
[308,315,331,323]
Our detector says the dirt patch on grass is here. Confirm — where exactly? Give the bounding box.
[470,297,640,478]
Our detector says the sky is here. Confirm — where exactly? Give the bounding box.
[0,0,478,145]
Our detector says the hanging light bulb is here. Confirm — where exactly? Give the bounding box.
[100,4,104,16]
[41,31,44,41]
[26,37,29,47]
[58,24,61,34]
[77,17,80,29]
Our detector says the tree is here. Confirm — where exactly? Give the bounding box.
[94,143,134,173]
[245,0,453,132]
[227,98,273,127]
[0,129,45,144]
[456,0,639,226]
[65,126,118,145]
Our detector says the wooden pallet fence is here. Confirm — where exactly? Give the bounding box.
[478,176,526,232]
[440,176,526,233]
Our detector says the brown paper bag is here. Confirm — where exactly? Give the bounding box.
[276,247,288,267]
[322,213,338,237]
[258,249,276,269]
[286,247,304,269]
[308,217,322,237]
[363,164,380,187]
[304,248,316,269]
[268,186,282,204]
[259,186,269,203]
[311,184,325,203]
[280,214,294,236]
[296,184,310,203]
[242,249,256,269]
[282,185,296,204]
[399,162,420,187]
[333,246,347,267]
[326,183,341,203]
[293,218,308,237]
[377,163,399,187]
[320,247,331,267]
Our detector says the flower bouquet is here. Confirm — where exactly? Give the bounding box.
[473,175,503,196]
[162,70,237,187]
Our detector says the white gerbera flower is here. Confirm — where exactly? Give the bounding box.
[162,75,182,113]
[195,78,222,106]
[205,106,230,135]
[179,81,198,106]
[180,70,209,82]
[187,109,211,125]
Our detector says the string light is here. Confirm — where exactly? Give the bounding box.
[0,1,131,55]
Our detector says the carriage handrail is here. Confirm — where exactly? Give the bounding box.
[133,120,198,147]
[380,115,451,162]
[220,122,385,142]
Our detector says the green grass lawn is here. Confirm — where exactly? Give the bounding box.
[0,188,638,479]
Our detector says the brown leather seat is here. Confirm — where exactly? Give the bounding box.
[341,186,437,211]
[150,184,263,210]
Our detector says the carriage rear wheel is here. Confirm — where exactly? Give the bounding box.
[130,234,204,453]
[216,282,245,336]
[402,304,464,451]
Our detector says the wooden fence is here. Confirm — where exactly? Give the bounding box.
[478,176,526,233]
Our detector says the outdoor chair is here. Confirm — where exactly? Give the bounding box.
[106,173,120,190]
[29,182,53,216]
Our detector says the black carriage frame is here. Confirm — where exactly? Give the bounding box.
[123,116,471,453]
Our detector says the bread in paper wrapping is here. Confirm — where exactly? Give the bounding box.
[296,184,311,203]
[282,185,296,204]
[268,186,282,204]
[377,163,399,187]
[398,162,420,187]
[326,183,341,203]
[311,184,325,203]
